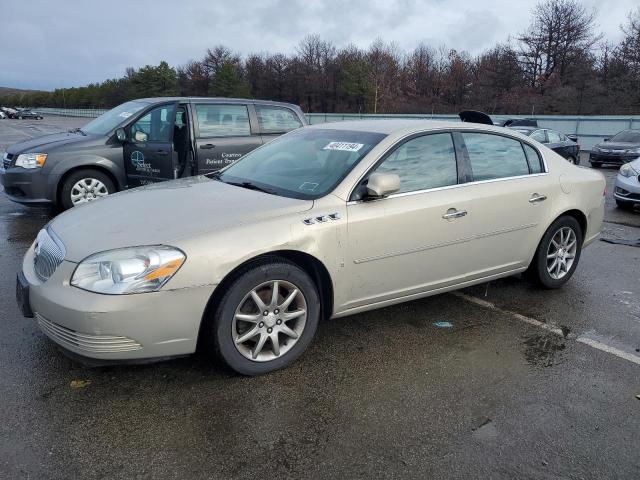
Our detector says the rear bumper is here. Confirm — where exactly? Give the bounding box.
[0,166,57,205]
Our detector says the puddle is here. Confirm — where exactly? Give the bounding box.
[472,418,498,441]
[523,333,566,367]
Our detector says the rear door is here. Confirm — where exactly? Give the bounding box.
[193,103,262,174]
[255,104,304,144]
[123,102,178,187]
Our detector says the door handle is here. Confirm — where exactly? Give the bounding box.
[529,194,547,204]
[442,209,467,220]
[200,144,216,149]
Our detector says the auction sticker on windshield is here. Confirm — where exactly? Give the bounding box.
[323,142,364,152]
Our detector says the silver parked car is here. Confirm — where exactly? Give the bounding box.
[614,158,640,210]
[17,120,606,375]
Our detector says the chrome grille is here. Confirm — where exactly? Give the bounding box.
[33,228,65,282]
[37,313,142,353]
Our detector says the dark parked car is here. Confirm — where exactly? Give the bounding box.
[589,129,640,168]
[508,127,580,164]
[10,109,43,120]
[1,97,307,210]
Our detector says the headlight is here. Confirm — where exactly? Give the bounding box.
[15,153,47,169]
[619,163,639,178]
[625,148,640,156]
[71,246,185,294]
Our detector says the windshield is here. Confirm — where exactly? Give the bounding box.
[218,128,386,199]
[81,101,148,135]
[610,130,640,143]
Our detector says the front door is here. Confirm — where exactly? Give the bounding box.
[344,132,474,310]
[193,103,262,174]
[123,103,178,187]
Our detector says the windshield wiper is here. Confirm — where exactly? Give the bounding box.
[225,180,275,195]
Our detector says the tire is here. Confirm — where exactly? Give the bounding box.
[59,169,115,210]
[203,258,320,375]
[526,216,583,289]
[616,199,635,211]
[590,162,602,168]
[568,155,578,165]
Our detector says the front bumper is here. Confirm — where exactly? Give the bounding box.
[614,173,640,204]
[0,166,57,205]
[21,244,215,361]
[589,152,638,166]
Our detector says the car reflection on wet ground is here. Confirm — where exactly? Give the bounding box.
[1,118,639,479]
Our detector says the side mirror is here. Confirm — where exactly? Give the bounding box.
[115,127,127,142]
[134,131,148,143]
[365,172,400,199]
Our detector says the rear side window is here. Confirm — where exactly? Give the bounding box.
[523,144,544,173]
[462,132,530,181]
[530,130,546,143]
[547,130,562,143]
[195,104,250,137]
[255,105,303,133]
[373,133,458,194]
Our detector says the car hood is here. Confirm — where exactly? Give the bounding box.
[49,176,314,262]
[6,131,91,155]
[594,142,640,151]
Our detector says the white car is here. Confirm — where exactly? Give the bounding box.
[18,120,606,375]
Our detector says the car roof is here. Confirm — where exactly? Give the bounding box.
[135,97,302,109]
[508,126,538,133]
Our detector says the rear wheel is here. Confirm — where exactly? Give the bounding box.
[526,216,583,289]
[568,155,578,165]
[204,258,320,375]
[59,169,115,210]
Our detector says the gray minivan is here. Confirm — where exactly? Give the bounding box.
[0,97,307,210]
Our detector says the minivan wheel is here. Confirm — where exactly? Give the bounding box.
[60,169,115,210]
[526,216,583,289]
[205,258,320,375]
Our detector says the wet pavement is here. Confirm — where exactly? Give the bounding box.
[1,118,639,479]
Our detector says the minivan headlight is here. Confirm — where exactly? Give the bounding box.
[15,153,47,169]
[71,246,185,294]
[619,163,639,178]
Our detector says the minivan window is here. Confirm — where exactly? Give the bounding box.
[81,100,147,136]
[218,128,385,200]
[462,132,530,181]
[130,104,175,142]
[255,105,303,133]
[196,104,250,137]
[373,133,457,194]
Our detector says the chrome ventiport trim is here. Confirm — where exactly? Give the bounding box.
[33,228,66,282]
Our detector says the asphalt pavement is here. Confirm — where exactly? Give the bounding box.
[1,116,639,479]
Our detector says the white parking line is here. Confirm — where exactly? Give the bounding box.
[453,292,640,366]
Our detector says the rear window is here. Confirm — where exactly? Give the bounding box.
[462,132,530,181]
[195,104,251,137]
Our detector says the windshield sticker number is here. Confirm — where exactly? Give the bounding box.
[299,182,319,191]
[323,142,364,152]
[118,112,133,118]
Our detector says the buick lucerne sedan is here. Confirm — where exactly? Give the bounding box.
[17,120,606,375]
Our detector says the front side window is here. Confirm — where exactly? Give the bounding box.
[218,128,385,199]
[462,132,530,181]
[196,104,251,138]
[372,133,457,194]
[255,105,303,133]
[130,104,175,143]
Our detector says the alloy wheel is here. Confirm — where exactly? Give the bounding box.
[546,227,577,280]
[232,280,307,362]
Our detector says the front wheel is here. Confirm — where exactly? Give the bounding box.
[526,216,583,289]
[59,169,115,210]
[568,155,578,165]
[204,258,320,375]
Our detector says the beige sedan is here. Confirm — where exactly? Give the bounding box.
[17,120,605,375]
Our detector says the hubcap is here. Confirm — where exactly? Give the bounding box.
[70,178,109,205]
[546,227,577,280]
[232,280,307,362]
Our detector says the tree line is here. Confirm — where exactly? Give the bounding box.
[3,0,640,116]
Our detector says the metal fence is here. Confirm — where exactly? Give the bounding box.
[30,108,640,151]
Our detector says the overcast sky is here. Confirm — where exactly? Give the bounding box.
[0,0,636,91]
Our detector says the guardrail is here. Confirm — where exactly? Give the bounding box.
[28,108,640,151]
